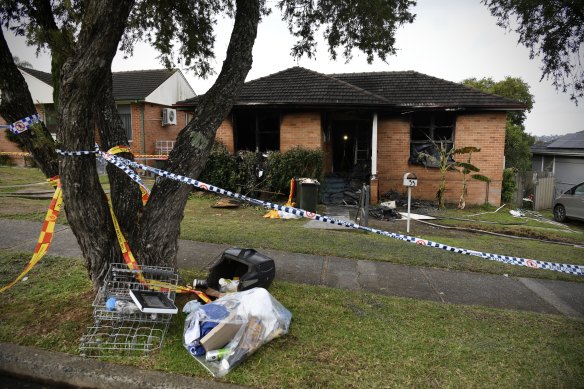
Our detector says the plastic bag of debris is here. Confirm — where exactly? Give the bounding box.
[183,287,292,377]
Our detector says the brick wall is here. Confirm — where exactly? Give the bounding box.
[375,112,506,206]
[216,115,234,153]
[131,103,186,154]
[280,112,322,152]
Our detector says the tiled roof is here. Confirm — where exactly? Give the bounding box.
[18,67,177,100]
[546,131,584,149]
[532,131,584,156]
[112,69,176,100]
[179,66,526,110]
[19,67,53,85]
[330,71,525,109]
[236,67,389,106]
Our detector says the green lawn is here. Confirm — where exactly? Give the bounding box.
[1,252,583,388]
[1,165,583,282]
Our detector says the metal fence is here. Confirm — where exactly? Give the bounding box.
[514,171,555,211]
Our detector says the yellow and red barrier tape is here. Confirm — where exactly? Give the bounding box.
[0,176,62,292]
[106,196,211,302]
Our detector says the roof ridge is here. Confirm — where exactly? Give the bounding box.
[328,70,416,77]
[300,67,392,104]
[411,72,527,106]
[112,68,177,74]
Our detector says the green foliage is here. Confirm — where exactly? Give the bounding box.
[2,0,417,78]
[453,147,490,209]
[0,154,14,166]
[278,0,416,63]
[462,77,535,171]
[233,150,265,196]
[198,141,238,191]
[505,123,535,172]
[501,168,517,204]
[199,143,324,197]
[482,0,584,103]
[462,76,533,125]
[265,147,324,194]
[420,143,488,209]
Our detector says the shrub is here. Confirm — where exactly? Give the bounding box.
[198,141,237,191]
[501,168,517,204]
[0,155,14,166]
[199,144,324,198]
[265,147,324,194]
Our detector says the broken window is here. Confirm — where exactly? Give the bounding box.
[409,112,456,167]
[234,111,280,152]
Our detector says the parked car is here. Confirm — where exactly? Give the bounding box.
[553,182,584,222]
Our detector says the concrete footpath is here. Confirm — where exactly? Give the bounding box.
[1,218,584,387]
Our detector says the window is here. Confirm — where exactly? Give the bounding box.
[116,104,132,141]
[44,104,58,138]
[185,112,193,125]
[409,112,456,167]
[234,111,280,152]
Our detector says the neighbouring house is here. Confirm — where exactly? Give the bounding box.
[531,131,584,196]
[0,67,196,164]
[176,67,526,206]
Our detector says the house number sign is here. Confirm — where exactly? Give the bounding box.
[403,173,417,233]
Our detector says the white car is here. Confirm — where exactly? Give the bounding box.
[553,182,584,222]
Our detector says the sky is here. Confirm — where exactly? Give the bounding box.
[5,0,582,136]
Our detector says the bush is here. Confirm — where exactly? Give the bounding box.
[198,144,324,198]
[501,168,517,204]
[265,147,324,194]
[0,155,15,166]
[198,142,237,191]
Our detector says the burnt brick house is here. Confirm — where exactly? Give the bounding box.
[176,66,525,206]
[0,67,196,163]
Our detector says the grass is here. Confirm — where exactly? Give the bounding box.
[181,193,584,282]
[1,252,583,388]
[1,165,583,282]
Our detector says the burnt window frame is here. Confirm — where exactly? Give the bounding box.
[409,112,456,167]
[233,110,281,152]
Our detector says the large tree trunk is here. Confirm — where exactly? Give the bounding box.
[58,0,135,289]
[138,0,260,267]
[0,29,59,178]
[94,69,143,244]
[135,0,261,267]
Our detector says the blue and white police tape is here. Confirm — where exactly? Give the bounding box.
[57,147,150,198]
[56,148,98,157]
[62,148,584,277]
[98,150,150,197]
[5,114,42,135]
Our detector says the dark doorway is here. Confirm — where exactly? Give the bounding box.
[330,119,372,174]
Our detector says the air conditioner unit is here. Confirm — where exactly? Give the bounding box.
[162,108,177,126]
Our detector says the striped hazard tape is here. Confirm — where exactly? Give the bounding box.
[0,176,62,292]
[106,195,211,302]
[1,114,41,135]
[52,147,584,277]
[101,146,150,205]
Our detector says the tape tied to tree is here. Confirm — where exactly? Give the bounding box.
[5,114,41,135]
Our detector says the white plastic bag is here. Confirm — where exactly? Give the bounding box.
[183,287,292,377]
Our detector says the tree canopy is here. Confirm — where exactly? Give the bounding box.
[462,76,535,172]
[482,0,584,103]
[0,0,417,288]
